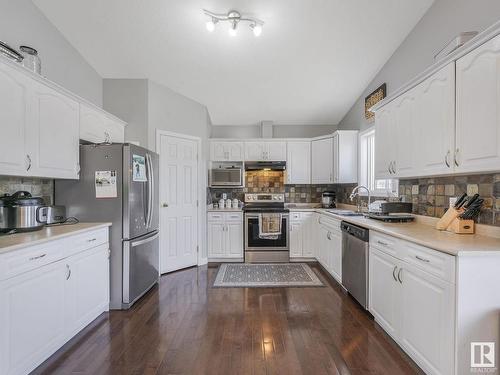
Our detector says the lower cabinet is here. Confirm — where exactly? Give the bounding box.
[207,212,243,260]
[289,212,314,259]
[0,232,110,375]
[315,214,342,283]
[369,242,455,375]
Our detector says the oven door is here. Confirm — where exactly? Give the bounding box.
[210,168,243,187]
[245,213,289,251]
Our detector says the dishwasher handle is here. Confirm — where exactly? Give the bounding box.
[340,221,369,242]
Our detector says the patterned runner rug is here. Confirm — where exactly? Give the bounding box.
[213,263,324,288]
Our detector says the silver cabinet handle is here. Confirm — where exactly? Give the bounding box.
[29,253,46,261]
[104,131,111,144]
[445,150,451,168]
[162,203,169,207]
[397,268,403,284]
[377,240,388,246]
[66,264,72,280]
[327,231,332,240]
[454,148,460,167]
[87,238,97,242]
[387,163,392,174]
[415,255,430,263]
[391,161,396,174]
[26,154,32,171]
[392,266,398,282]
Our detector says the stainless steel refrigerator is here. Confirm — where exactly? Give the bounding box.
[55,143,159,310]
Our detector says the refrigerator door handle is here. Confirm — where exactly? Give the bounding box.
[131,231,159,247]
[146,153,154,228]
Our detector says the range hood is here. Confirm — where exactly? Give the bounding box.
[245,161,286,171]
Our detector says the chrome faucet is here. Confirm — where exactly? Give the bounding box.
[349,185,372,213]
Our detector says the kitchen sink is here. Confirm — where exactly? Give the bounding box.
[325,209,365,217]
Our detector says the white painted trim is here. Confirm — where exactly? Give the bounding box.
[371,19,500,112]
[155,129,207,270]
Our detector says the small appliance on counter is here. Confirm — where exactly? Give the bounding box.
[436,193,483,234]
[367,201,414,222]
[0,191,47,233]
[321,191,336,208]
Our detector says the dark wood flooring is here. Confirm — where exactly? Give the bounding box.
[32,264,423,375]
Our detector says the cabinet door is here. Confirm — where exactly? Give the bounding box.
[105,117,125,143]
[318,226,329,267]
[289,221,303,258]
[80,103,109,144]
[0,63,30,176]
[208,222,225,257]
[329,229,342,283]
[0,261,68,375]
[312,138,333,183]
[286,141,311,184]
[374,104,394,179]
[393,91,417,177]
[66,245,109,336]
[456,34,500,173]
[266,141,286,161]
[369,247,400,339]
[416,63,455,176]
[227,142,244,161]
[399,263,455,375]
[30,82,79,179]
[244,142,267,161]
[225,222,243,257]
[210,142,228,161]
[302,215,314,258]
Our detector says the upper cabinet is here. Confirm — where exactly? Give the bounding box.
[0,58,127,180]
[455,34,500,173]
[375,30,500,179]
[312,131,358,184]
[244,141,286,161]
[0,60,79,179]
[210,141,244,161]
[286,141,311,184]
[80,104,125,144]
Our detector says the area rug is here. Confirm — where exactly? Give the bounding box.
[213,263,324,288]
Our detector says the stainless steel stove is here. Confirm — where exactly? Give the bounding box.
[243,193,289,263]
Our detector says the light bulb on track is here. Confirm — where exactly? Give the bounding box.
[229,22,238,37]
[206,19,215,32]
[252,24,262,37]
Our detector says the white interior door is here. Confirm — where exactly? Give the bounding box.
[159,134,199,273]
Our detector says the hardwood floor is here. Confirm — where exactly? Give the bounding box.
[32,264,423,375]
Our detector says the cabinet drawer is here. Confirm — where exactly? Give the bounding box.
[225,212,243,222]
[290,212,302,221]
[318,214,340,230]
[208,212,224,222]
[401,241,455,283]
[68,228,109,255]
[370,232,399,258]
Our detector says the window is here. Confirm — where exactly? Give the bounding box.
[359,128,398,196]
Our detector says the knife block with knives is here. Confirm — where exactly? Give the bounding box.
[435,193,481,234]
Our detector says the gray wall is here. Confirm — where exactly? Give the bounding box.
[338,0,500,132]
[211,124,337,139]
[0,0,103,106]
[103,79,149,147]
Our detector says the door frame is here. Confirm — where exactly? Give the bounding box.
[155,130,207,273]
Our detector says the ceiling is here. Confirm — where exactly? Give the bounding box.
[34,0,434,126]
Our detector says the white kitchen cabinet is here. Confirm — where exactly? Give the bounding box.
[0,227,110,375]
[289,221,303,258]
[369,246,400,339]
[312,137,334,183]
[399,262,455,375]
[207,212,243,260]
[286,141,311,184]
[80,103,125,145]
[328,228,342,282]
[244,141,286,161]
[415,63,455,176]
[392,90,417,178]
[289,212,314,259]
[374,103,394,179]
[455,33,500,173]
[0,60,79,179]
[315,214,342,283]
[30,82,80,179]
[209,141,244,161]
[333,131,358,183]
[0,61,30,176]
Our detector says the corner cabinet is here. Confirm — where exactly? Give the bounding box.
[207,211,243,261]
[0,227,110,375]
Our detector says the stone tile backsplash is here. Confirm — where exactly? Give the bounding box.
[0,176,54,205]
[399,174,500,226]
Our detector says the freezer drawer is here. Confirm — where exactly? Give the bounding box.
[122,230,159,308]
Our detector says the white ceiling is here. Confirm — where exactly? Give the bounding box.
[34,0,433,126]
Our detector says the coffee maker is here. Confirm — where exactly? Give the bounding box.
[321,191,336,208]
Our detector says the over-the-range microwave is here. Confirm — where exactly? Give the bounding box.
[209,162,243,187]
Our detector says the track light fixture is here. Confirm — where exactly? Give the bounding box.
[203,9,264,37]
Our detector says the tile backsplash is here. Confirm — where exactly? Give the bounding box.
[0,176,54,205]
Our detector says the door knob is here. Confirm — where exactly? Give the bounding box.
[162,203,169,207]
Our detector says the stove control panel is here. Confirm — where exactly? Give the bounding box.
[244,193,284,203]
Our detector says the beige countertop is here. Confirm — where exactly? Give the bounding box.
[0,223,111,255]
[314,209,500,256]
[207,207,243,212]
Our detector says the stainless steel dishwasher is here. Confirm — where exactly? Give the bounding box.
[341,221,369,309]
